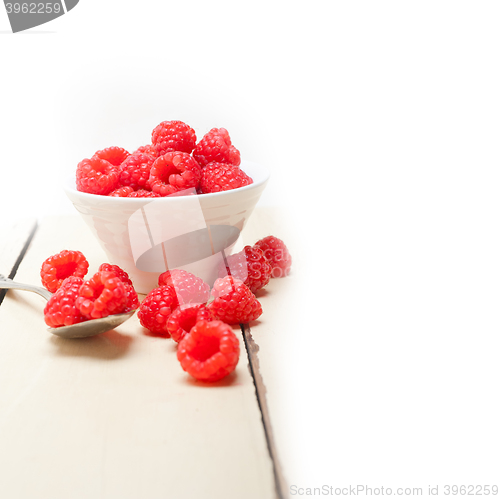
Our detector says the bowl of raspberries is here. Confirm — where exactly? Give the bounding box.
[64,121,270,293]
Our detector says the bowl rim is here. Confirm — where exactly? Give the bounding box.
[63,160,270,202]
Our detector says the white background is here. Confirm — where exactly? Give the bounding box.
[1,0,500,493]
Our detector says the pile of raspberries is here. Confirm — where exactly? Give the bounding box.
[75,120,253,197]
[40,237,291,382]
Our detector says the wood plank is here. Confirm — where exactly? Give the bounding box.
[241,324,288,499]
[0,215,276,499]
[236,206,301,498]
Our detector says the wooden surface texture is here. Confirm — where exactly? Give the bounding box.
[0,208,295,499]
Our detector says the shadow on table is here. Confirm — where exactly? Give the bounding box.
[2,288,45,314]
[50,329,133,360]
[183,370,240,388]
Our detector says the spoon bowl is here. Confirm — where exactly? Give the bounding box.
[48,310,135,338]
[0,275,136,338]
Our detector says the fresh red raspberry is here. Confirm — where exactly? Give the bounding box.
[207,276,263,325]
[40,250,89,293]
[43,276,85,328]
[75,271,128,320]
[118,152,156,191]
[127,190,161,198]
[92,146,130,166]
[149,152,202,196]
[76,157,120,195]
[124,283,140,311]
[137,285,179,336]
[109,186,134,197]
[98,263,133,285]
[98,263,138,310]
[151,120,197,156]
[177,320,240,382]
[133,144,159,158]
[254,236,292,278]
[193,128,241,167]
[158,269,210,305]
[219,245,272,293]
[199,162,253,193]
[166,303,214,343]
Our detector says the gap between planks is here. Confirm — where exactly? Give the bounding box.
[241,323,288,499]
[0,219,38,307]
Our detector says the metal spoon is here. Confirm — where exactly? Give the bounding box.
[0,275,136,339]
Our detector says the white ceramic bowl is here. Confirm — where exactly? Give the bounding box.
[64,161,270,294]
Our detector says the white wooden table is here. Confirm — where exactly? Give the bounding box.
[0,208,294,499]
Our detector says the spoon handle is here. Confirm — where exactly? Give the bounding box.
[0,275,52,301]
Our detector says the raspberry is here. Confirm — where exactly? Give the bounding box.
[137,285,179,336]
[44,276,85,328]
[75,271,128,320]
[199,162,252,193]
[219,245,272,293]
[98,263,138,310]
[149,152,202,196]
[158,269,210,305]
[193,128,241,167]
[127,189,161,198]
[254,236,292,278]
[76,157,120,195]
[93,146,130,167]
[109,186,134,197]
[207,276,263,325]
[40,250,89,293]
[118,152,156,191]
[166,303,214,343]
[151,120,197,156]
[123,283,140,311]
[98,263,133,285]
[177,320,240,382]
[133,144,159,158]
